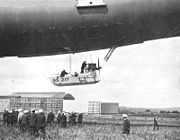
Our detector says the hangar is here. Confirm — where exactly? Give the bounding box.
[0,92,74,113]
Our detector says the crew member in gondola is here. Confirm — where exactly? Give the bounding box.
[60,70,68,77]
[81,61,87,73]
[74,72,78,77]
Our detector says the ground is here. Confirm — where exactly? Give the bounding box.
[0,114,180,140]
[0,124,180,140]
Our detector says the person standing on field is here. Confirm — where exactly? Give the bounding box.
[71,112,77,126]
[21,110,29,132]
[122,114,130,136]
[36,109,46,137]
[61,113,67,128]
[153,115,159,131]
[47,110,55,126]
[3,109,9,126]
[57,111,62,127]
[18,109,24,132]
[29,109,37,136]
[77,113,83,126]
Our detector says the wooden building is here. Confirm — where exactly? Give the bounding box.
[0,92,74,113]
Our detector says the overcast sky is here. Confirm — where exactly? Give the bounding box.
[0,37,180,112]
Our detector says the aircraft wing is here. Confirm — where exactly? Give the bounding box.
[0,0,180,57]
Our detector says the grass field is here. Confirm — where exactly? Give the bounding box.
[0,115,180,140]
[0,124,180,140]
[83,114,180,127]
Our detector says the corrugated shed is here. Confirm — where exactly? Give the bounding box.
[0,96,17,99]
[12,92,74,100]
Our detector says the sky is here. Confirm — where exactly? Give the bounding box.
[0,37,180,112]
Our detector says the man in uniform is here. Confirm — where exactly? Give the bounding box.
[47,110,55,126]
[77,113,83,126]
[3,109,9,126]
[36,109,46,137]
[71,112,77,126]
[57,111,62,127]
[13,109,19,125]
[8,110,14,126]
[81,61,87,73]
[122,114,130,136]
[60,70,68,77]
[29,109,37,136]
[21,110,29,132]
[61,112,67,128]
[18,109,24,131]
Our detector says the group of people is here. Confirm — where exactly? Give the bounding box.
[3,108,47,137]
[2,109,83,138]
[57,111,83,128]
[2,109,159,137]
[59,61,100,78]
[59,61,87,78]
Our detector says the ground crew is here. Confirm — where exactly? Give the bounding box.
[61,113,67,128]
[77,113,83,126]
[3,109,9,126]
[27,111,31,131]
[57,111,62,127]
[122,114,130,136]
[13,109,19,125]
[36,109,46,137]
[21,110,29,132]
[18,109,24,131]
[71,112,77,126]
[29,109,37,136]
[47,110,54,126]
[8,110,14,126]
